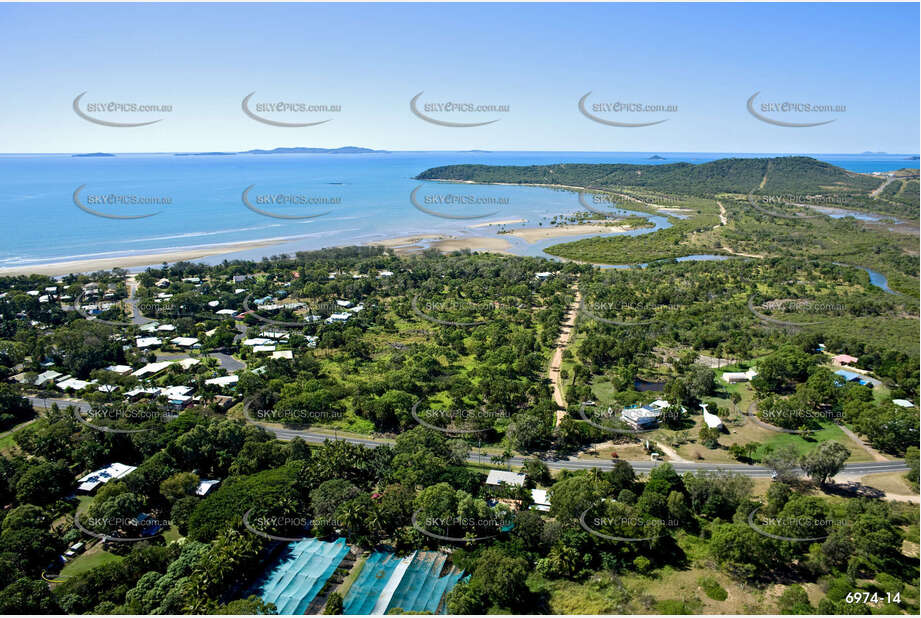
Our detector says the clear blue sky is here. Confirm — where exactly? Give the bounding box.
[0,2,917,153]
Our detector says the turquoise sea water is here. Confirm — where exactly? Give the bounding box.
[0,151,914,269]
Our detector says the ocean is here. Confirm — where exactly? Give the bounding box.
[0,151,915,269]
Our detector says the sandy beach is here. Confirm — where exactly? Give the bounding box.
[0,238,286,277]
[3,221,628,278]
[507,223,631,243]
[429,236,512,253]
[366,234,447,249]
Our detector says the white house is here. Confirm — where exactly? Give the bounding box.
[77,463,137,493]
[721,368,758,383]
[34,370,63,386]
[205,375,239,389]
[104,365,134,375]
[135,336,163,349]
[195,479,221,496]
[57,378,96,391]
[485,470,526,487]
[242,337,275,346]
[326,312,351,324]
[132,361,174,377]
[621,406,661,430]
[170,336,200,348]
[530,489,551,511]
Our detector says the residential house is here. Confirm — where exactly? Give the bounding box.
[77,463,137,493]
[832,354,858,367]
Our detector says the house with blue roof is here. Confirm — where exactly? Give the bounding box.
[834,369,872,387]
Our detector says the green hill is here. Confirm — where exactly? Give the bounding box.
[416,156,881,197]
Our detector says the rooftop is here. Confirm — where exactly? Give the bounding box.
[486,470,526,487]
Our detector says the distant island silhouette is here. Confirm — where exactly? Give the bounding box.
[174,146,386,156]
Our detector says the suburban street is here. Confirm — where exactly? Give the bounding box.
[27,396,910,479]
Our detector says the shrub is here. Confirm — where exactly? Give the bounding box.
[633,556,652,574]
[699,577,728,601]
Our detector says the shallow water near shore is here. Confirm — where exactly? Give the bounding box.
[0,151,912,269]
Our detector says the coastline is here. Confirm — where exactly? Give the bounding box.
[0,238,288,277]
[0,219,646,277]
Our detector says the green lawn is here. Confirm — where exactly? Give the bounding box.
[755,421,870,461]
[60,546,122,577]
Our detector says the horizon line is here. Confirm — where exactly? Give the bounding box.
[1,150,918,157]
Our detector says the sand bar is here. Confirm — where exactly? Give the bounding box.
[468,218,527,228]
[507,223,631,243]
[367,234,512,254]
[429,236,512,253]
[366,234,448,249]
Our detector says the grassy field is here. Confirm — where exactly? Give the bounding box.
[528,558,770,614]
[59,543,122,577]
[0,417,35,454]
[859,471,916,496]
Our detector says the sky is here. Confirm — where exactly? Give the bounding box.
[0,2,918,154]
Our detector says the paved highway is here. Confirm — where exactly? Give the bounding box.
[29,396,909,479]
